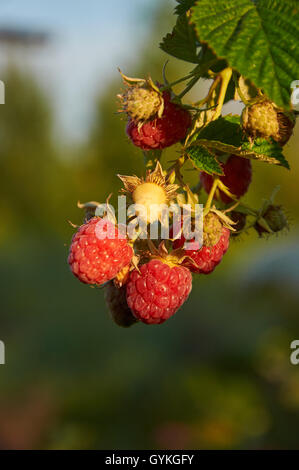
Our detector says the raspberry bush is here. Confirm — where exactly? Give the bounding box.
[68,0,298,326]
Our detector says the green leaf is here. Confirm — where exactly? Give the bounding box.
[191,0,299,110]
[175,0,197,16]
[193,115,290,168]
[196,114,242,146]
[160,14,199,63]
[186,145,223,175]
[241,138,290,168]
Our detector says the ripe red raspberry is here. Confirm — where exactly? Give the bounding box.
[200,155,252,203]
[126,92,191,150]
[105,281,138,328]
[126,259,192,324]
[68,217,133,286]
[173,214,230,274]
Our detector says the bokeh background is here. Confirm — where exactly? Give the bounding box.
[0,0,299,450]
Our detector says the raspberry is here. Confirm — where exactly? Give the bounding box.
[200,155,252,203]
[173,214,230,274]
[276,111,295,146]
[126,92,191,150]
[230,211,247,236]
[105,281,138,328]
[121,85,163,123]
[126,259,192,324]
[242,101,295,145]
[254,204,289,237]
[118,71,164,124]
[68,217,133,286]
[242,100,279,140]
[118,161,178,224]
[202,211,223,246]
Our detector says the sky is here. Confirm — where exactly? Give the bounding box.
[0,0,162,142]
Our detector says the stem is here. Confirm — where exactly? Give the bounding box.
[143,149,162,170]
[178,74,201,99]
[237,202,258,217]
[217,181,259,216]
[232,71,250,105]
[176,166,187,190]
[194,75,221,107]
[181,104,210,112]
[213,67,232,120]
[166,155,186,178]
[217,179,237,201]
[184,76,222,146]
[204,178,220,215]
[160,72,198,92]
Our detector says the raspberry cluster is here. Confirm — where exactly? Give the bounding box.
[68,215,194,325]
[67,68,294,329]
[68,210,231,326]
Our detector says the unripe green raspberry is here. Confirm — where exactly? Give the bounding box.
[254,205,289,237]
[118,72,164,124]
[242,100,295,145]
[242,100,279,140]
[122,85,163,123]
[203,212,223,247]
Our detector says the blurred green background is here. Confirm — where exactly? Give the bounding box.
[0,0,299,450]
